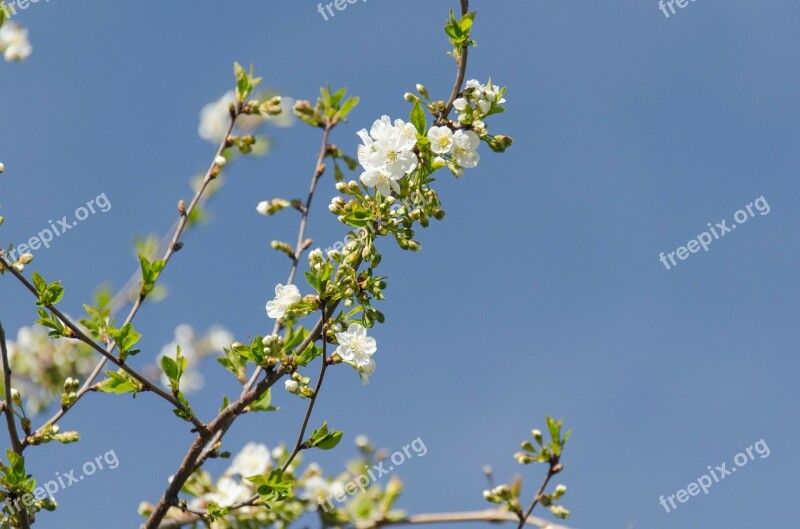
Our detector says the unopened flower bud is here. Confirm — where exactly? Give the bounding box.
[214,155,227,168]
[554,484,567,498]
[0,163,4,173]
[416,84,430,99]
[10,388,21,407]
[514,452,535,465]
[18,253,33,265]
[284,380,299,393]
[489,135,515,153]
[532,429,543,445]
[404,92,419,103]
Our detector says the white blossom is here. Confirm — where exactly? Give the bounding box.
[228,443,271,477]
[0,22,32,62]
[208,326,234,351]
[427,126,454,155]
[357,116,419,195]
[302,476,345,510]
[360,170,399,197]
[256,200,271,216]
[451,130,480,169]
[198,91,294,143]
[358,358,376,385]
[266,283,301,319]
[285,379,299,393]
[335,323,377,367]
[206,477,251,507]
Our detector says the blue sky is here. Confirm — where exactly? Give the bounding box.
[1,0,799,528]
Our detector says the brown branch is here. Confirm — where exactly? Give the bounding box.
[17,109,242,443]
[157,508,573,529]
[282,307,330,471]
[387,508,573,529]
[0,257,205,434]
[0,322,31,529]
[441,0,471,120]
[142,121,335,529]
[517,465,559,529]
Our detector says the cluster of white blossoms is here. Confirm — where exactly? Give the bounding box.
[190,443,276,510]
[300,463,346,511]
[452,78,507,131]
[265,281,379,385]
[157,324,234,393]
[0,21,32,62]
[357,116,419,197]
[427,126,480,175]
[265,283,301,320]
[5,326,95,413]
[198,90,294,143]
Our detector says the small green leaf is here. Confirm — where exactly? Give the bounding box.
[410,101,427,135]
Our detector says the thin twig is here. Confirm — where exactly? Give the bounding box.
[193,121,335,471]
[517,466,558,529]
[0,258,205,434]
[388,508,572,529]
[16,110,242,443]
[157,508,573,529]
[441,0,470,120]
[0,322,31,529]
[143,121,335,529]
[282,307,330,471]
[148,3,479,522]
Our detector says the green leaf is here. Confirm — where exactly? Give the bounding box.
[410,101,427,135]
[247,469,295,501]
[316,430,343,450]
[306,421,343,451]
[96,370,142,395]
[32,272,46,294]
[249,388,278,412]
[109,323,142,360]
[161,356,178,382]
[337,96,360,119]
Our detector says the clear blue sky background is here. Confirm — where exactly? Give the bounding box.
[1,1,798,528]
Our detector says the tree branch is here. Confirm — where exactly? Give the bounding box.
[0,322,31,529]
[0,257,205,434]
[386,508,573,529]
[11,108,243,443]
[441,0,470,120]
[142,120,335,529]
[157,508,574,529]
